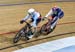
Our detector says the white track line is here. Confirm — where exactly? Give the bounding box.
[13,36,75,52]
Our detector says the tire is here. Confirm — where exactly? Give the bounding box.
[40,23,48,35]
[13,31,22,43]
[47,25,56,34]
[41,22,52,35]
[13,25,28,43]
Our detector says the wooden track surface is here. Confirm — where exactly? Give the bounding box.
[0,1,75,52]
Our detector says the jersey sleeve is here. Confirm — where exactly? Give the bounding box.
[22,14,30,21]
[45,9,53,17]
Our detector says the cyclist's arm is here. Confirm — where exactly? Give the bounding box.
[45,9,53,18]
[22,14,30,21]
[43,9,53,21]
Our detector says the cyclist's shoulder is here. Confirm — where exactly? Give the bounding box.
[34,11,41,16]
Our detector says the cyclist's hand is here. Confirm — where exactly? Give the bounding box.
[20,20,25,24]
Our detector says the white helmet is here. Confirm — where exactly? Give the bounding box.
[28,8,35,14]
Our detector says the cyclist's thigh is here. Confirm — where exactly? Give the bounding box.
[36,18,41,25]
[51,16,58,25]
[59,11,64,19]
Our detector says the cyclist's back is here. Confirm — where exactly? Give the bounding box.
[44,6,64,30]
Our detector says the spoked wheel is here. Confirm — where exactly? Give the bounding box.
[41,23,56,35]
[41,24,47,35]
[13,25,28,43]
[41,22,52,35]
[13,30,22,43]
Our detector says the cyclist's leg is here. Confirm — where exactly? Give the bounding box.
[29,18,41,38]
[36,18,41,25]
[50,16,58,30]
[31,18,41,32]
[33,18,41,37]
[58,11,64,19]
[28,19,36,38]
[32,18,41,32]
[34,18,41,33]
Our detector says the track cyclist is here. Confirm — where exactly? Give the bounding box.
[43,6,64,31]
[20,8,42,39]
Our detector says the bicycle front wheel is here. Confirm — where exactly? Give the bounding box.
[13,31,22,43]
[40,23,48,35]
[13,25,28,43]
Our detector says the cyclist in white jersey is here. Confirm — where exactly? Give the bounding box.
[20,8,41,39]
